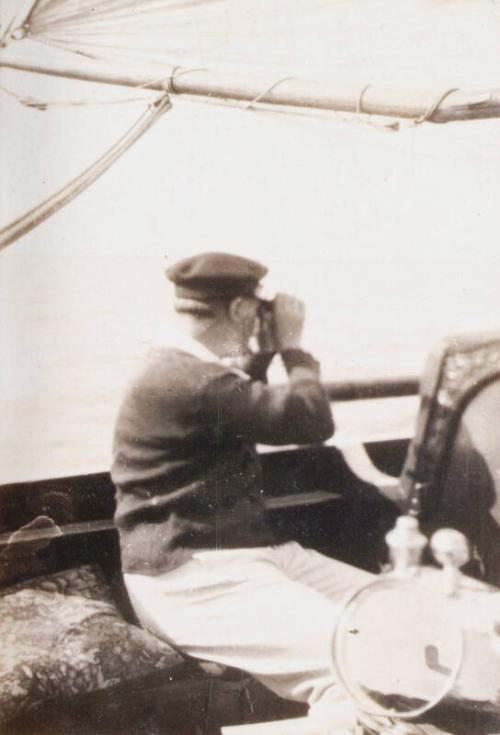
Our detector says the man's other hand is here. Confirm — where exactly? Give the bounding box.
[256,306,276,352]
[273,293,305,351]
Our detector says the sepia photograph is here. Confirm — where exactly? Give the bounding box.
[1,2,500,734]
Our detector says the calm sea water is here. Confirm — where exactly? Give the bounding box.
[1,253,499,483]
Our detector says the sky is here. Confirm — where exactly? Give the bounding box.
[2,67,500,263]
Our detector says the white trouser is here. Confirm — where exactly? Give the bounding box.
[124,541,373,709]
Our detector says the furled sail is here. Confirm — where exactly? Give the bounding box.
[2,0,500,121]
[1,0,500,249]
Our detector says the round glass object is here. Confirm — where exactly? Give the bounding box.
[331,576,463,720]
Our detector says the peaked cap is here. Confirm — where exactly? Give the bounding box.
[166,252,267,300]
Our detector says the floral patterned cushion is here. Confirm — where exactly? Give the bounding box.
[0,565,186,725]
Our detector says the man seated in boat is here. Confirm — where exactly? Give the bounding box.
[111,252,373,719]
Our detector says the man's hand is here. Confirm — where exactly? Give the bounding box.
[273,293,305,351]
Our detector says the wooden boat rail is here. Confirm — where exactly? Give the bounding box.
[0,374,417,565]
[324,375,418,401]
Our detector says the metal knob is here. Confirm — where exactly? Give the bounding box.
[11,26,28,41]
[385,515,427,576]
[430,528,469,596]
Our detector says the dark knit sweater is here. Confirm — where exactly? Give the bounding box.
[112,344,334,574]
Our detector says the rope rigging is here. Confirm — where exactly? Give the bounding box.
[0,92,172,252]
[0,82,157,109]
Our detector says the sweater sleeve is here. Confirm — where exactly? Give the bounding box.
[198,349,334,446]
[238,351,275,382]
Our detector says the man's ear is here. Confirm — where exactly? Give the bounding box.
[228,296,248,323]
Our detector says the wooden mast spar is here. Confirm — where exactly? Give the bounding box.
[2,46,500,124]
